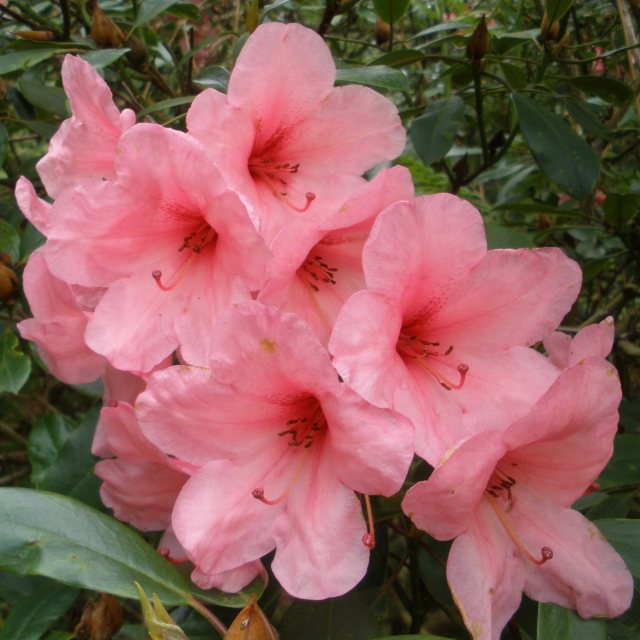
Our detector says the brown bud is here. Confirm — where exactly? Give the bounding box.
[125,35,149,70]
[0,263,18,303]
[14,30,56,42]
[74,593,123,640]
[466,15,490,63]
[375,17,391,46]
[224,596,279,640]
[91,2,125,49]
[540,12,560,41]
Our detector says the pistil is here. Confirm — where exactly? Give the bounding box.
[249,157,316,212]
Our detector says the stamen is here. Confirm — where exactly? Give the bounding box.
[418,361,469,391]
[249,157,316,212]
[362,494,376,550]
[486,494,553,566]
[252,448,309,506]
[151,251,196,291]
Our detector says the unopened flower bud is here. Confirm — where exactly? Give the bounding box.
[74,593,123,640]
[91,2,125,49]
[0,261,18,303]
[541,12,561,41]
[466,15,490,64]
[375,17,391,46]
[14,30,56,42]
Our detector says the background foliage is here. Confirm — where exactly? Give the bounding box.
[0,0,639,638]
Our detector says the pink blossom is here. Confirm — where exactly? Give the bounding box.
[329,194,582,463]
[37,55,135,198]
[137,302,413,599]
[43,123,270,373]
[259,166,414,342]
[544,317,614,369]
[402,361,633,640]
[186,22,406,244]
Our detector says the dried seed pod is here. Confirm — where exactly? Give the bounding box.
[91,2,125,48]
[224,596,279,640]
[74,593,124,640]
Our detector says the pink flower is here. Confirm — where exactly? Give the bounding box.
[36,55,135,198]
[329,194,582,463]
[137,301,413,599]
[186,22,406,244]
[544,317,614,369]
[402,361,633,640]
[43,123,270,373]
[259,165,414,342]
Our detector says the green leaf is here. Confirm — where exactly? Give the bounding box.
[0,49,61,75]
[80,48,131,69]
[370,49,425,68]
[511,93,599,199]
[165,2,200,20]
[17,79,69,118]
[410,96,465,165]
[597,433,640,489]
[137,96,194,117]
[134,0,185,27]
[0,488,253,607]
[0,329,31,394]
[536,603,605,640]
[193,65,229,92]
[373,636,454,640]
[564,98,610,139]
[595,519,640,581]
[568,76,633,106]
[335,65,409,92]
[485,222,534,249]
[280,591,379,640]
[0,123,8,167]
[373,0,411,24]
[545,0,574,22]
[28,409,101,508]
[0,218,20,263]
[0,581,77,640]
[602,193,640,230]
[499,62,527,90]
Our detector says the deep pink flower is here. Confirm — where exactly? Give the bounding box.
[44,123,270,372]
[186,22,406,244]
[329,194,582,463]
[137,301,413,599]
[402,361,633,640]
[259,166,414,342]
[37,55,135,198]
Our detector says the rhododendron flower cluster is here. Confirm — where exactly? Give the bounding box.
[16,21,632,639]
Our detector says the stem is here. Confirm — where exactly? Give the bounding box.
[472,64,489,165]
[186,596,228,637]
[0,422,29,447]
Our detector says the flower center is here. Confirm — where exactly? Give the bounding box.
[396,332,469,390]
[252,401,327,506]
[299,254,338,292]
[248,156,316,213]
[151,221,217,291]
[484,466,553,566]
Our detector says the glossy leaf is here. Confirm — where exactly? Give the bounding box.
[370,49,425,68]
[568,75,633,106]
[81,48,131,69]
[16,78,68,117]
[536,603,605,640]
[373,0,411,24]
[134,0,184,27]
[410,96,465,165]
[0,49,61,75]
[335,65,409,92]
[564,98,610,139]
[0,581,77,640]
[602,194,640,230]
[0,218,20,263]
[0,488,252,607]
[512,93,599,199]
[193,65,230,92]
[0,328,31,394]
[597,434,640,489]
[595,519,640,581]
[0,123,8,167]
[545,0,574,22]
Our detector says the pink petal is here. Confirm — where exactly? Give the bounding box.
[227,23,335,144]
[402,431,505,540]
[271,452,369,599]
[545,317,615,369]
[543,331,572,368]
[192,560,263,593]
[15,177,50,234]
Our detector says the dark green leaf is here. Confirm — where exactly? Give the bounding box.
[602,193,640,229]
[0,488,252,607]
[564,98,610,139]
[0,49,61,75]
[595,519,640,581]
[500,62,527,90]
[137,96,194,117]
[536,603,605,640]
[166,2,200,20]
[0,328,31,394]
[545,0,574,22]
[373,0,411,24]
[0,581,77,640]
[568,76,633,106]
[335,65,409,92]
[80,48,131,69]
[597,434,640,489]
[410,96,465,165]
[134,0,184,27]
[193,65,229,92]
[512,93,599,199]
[370,49,425,68]
[17,79,69,118]
[620,397,640,434]
[0,218,20,263]
[29,409,101,508]
[24,120,58,140]
[485,223,534,249]
[20,223,46,261]
[0,123,8,167]
[280,591,379,640]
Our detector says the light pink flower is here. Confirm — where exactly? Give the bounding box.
[186,22,406,244]
[402,361,633,640]
[544,317,614,369]
[44,123,270,373]
[259,165,414,342]
[137,302,413,599]
[37,55,135,198]
[329,194,582,463]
